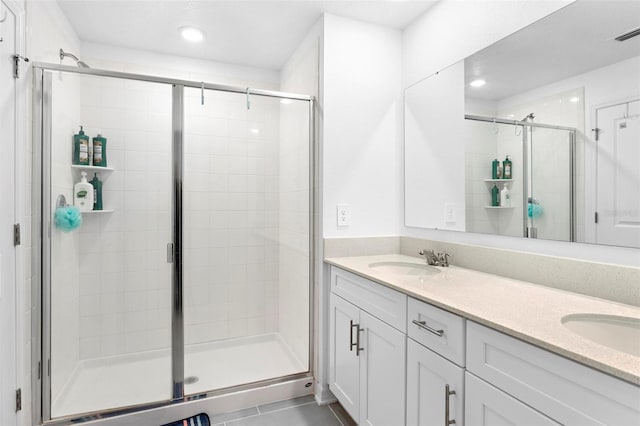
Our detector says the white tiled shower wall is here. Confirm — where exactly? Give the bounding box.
[75,76,173,359]
[183,89,281,344]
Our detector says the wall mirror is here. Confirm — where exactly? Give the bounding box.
[404,0,640,248]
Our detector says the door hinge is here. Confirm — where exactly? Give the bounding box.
[595,212,599,224]
[166,243,174,263]
[13,223,20,246]
[15,388,21,412]
[38,360,42,380]
[12,54,29,79]
[592,127,601,141]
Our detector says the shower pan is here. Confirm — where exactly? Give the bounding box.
[32,63,315,424]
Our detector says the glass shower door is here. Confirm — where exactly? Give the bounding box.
[182,87,310,395]
[46,72,174,418]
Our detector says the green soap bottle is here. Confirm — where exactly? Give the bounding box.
[491,184,500,206]
[503,155,513,179]
[92,134,107,167]
[491,158,500,179]
[90,173,103,211]
[73,126,90,165]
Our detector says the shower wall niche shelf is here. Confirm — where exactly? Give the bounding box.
[82,210,114,214]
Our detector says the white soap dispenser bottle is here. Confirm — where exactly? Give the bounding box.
[74,171,94,212]
[500,183,511,208]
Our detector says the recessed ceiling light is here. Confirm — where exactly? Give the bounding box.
[250,128,260,134]
[180,27,204,43]
[569,96,579,103]
[470,79,486,88]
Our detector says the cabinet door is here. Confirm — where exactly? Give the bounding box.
[360,311,407,426]
[465,373,560,426]
[407,339,464,426]
[329,294,361,421]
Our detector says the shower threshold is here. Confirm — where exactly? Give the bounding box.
[51,333,305,419]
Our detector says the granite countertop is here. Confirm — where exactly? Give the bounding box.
[325,254,640,385]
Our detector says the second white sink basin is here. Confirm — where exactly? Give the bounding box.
[368,261,440,276]
[561,314,640,357]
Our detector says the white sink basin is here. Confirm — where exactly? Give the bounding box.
[368,261,440,276]
[561,314,640,357]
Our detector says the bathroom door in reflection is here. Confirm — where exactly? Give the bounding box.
[528,127,574,241]
[182,87,311,395]
[47,73,173,418]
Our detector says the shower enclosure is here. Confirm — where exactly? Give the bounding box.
[465,114,576,240]
[32,64,314,423]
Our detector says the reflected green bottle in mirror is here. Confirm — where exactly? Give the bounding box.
[492,158,500,179]
[491,184,500,206]
[503,155,512,179]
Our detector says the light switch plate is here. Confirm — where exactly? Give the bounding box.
[444,203,456,224]
[337,204,351,227]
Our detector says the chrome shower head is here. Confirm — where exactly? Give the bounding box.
[522,113,535,122]
[59,48,90,68]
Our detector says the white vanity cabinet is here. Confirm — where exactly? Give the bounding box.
[329,267,407,426]
[406,298,465,426]
[466,321,640,426]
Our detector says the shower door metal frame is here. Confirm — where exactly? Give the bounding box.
[464,114,577,241]
[32,62,316,425]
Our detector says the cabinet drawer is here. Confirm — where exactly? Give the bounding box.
[465,372,560,426]
[331,266,407,332]
[407,297,465,366]
[467,321,640,425]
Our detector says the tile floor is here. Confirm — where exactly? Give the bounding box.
[208,395,356,426]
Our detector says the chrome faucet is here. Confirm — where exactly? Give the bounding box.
[418,249,452,267]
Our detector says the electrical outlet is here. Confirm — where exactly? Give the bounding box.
[337,204,351,227]
[444,203,456,224]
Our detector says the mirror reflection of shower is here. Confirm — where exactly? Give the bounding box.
[59,48,90,68]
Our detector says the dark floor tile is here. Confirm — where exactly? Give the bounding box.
[227,403,341,426]
[209,406,259,424]
[329,402,357,426]
[258,394,316,414]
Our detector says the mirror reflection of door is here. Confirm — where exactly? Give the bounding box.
[595,99,640,248]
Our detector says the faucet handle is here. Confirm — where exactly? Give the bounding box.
[437,252,452,267]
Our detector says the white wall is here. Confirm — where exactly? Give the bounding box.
[322,13,403,237]
[402,0,640,267]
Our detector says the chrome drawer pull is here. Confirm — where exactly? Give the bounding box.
[412,319,444,337]
[445,384,456,425]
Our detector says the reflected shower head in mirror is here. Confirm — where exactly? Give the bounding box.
[522,113,535,122]
[59,48,90,68]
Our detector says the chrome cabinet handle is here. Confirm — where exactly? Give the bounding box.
[412,319,444,337]
[355,324,364,356]
[350,320,358,351]
[445,384,456,425]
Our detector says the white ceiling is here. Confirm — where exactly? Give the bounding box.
[56,0,437,70]
[465,0,640,102]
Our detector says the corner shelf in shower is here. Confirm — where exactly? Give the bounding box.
[71,165,115,172]
[82,209,115,214]
[484,206,515,209]
[483,179,513,183]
